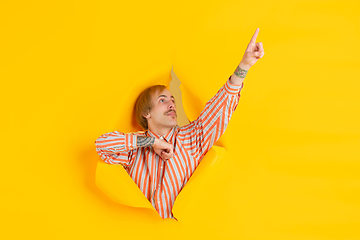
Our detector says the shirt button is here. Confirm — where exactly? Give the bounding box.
[161,166,163,168]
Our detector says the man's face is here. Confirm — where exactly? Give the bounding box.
[145,88,177,130]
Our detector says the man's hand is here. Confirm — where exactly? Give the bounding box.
[230,28,265,85]
[152,138,174,161]
[239,28,265,71]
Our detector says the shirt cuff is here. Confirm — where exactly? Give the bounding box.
[224,76,244,95]
[125,134,137,151]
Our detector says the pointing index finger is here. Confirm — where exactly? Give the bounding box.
[250,28,260,43]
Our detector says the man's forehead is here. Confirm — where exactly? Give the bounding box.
[156,89,174,99]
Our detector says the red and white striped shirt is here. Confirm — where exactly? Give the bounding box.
[95,76,244,219]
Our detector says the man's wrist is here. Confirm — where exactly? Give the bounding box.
[137,136,156,148]
[229,63,249,85]
[235,64,249,78]
[152,138,157,147]
[238,61,251,71]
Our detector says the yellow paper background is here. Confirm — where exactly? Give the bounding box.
[1,0,360,239]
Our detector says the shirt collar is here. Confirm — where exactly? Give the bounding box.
[146,126,177,143]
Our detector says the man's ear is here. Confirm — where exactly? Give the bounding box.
[143,112,150,119]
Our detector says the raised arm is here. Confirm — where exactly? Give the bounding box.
[178,77,244,162]
[179,28,265,162]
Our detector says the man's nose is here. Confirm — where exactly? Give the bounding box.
[168,102,175,110]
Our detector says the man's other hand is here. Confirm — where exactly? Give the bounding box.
[153,138,174,161]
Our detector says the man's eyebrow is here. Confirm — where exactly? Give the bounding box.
[157,95,175,99]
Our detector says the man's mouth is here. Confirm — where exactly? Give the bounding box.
[166,110,176,117]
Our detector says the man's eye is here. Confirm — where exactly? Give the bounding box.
[160,99,164,103]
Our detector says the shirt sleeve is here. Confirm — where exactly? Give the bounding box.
[178,76,244,163]
[94,131,140,167]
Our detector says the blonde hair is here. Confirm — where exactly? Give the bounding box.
[134,85,167,130]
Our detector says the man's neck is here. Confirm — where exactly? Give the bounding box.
[148,126,174,137]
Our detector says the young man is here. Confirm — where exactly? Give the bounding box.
[95,28,265,219]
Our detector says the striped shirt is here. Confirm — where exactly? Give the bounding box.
[95,76,244,219]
